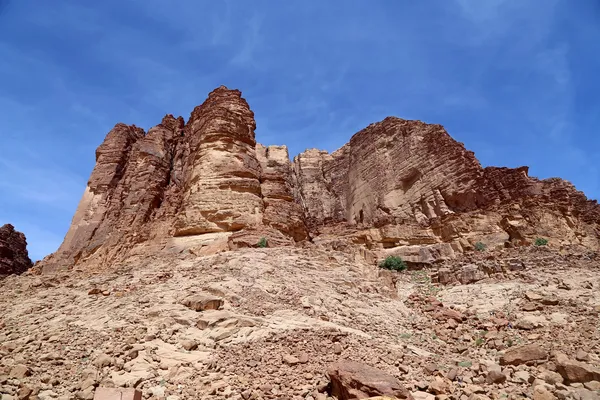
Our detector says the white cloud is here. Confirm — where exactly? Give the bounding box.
[0,157,85,211]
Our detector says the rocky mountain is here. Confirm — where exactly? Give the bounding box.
[3,86,600,400]
[0,224,32,276]
[39,86,599,272]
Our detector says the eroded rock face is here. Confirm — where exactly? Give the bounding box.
[39,86,600,272]
[0,224,32,276]
[40,87,310,272]
[174,87,263,236]
[293,117,600,261]
[257,144,308,242]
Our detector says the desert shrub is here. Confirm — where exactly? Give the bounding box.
[257,237,268,248]
[379,256,407,272]
[534,238,548,246]
[474,242,487,252]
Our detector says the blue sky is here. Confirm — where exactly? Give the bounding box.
[1,0,599,261]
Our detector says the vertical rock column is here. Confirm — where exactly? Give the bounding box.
[256,144,308,241]
[174,86,263,236]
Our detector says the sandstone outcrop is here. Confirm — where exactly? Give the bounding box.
[40,87,309,272]
[294,117,600,263]
[39,86,600,271]
[0,224,32,276]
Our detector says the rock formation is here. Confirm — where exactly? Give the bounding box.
[294,117,600,263]
[39,86,600,272]
[0,224,32,276]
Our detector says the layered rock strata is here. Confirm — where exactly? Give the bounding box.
[0,224,32,275]
[39,87,600,271]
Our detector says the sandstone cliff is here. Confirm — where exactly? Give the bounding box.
[0,224,32,276]
[294,117,600,263]
[39,87,600,271]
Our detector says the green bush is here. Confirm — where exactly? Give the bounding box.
[257,237,268,248]
[474,242,487,252]
[534,238,548,246]
[379,256,407,272]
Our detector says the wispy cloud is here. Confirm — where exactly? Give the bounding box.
[0,156,85,211]
[230,12,264,67]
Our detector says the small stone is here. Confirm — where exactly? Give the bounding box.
[17,386,33,400]
[149,386,165,398]
[486,370,506,384]
[180,294,223,311]
[333,343,343,355]
[429,377,451,395]
[298,353,309,364]
[80,378,96,391]
[77,387,95,400]
[514,370,531,383]
[180,339,197,351]
[283,355,300,365]
[424,362,438,375]
[583,381,600,391]
[446,368,458,381]
[260,384,273,393]
[412,391,436,400]
[9,364,30,379]
[93,387,142,400]
[576,350,590,362]
[93,354,113,368]
[557,281,571,290]
[538,370,563,385]
[532,385,557,400]
[241,390,252,400]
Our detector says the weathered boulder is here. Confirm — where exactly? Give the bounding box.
[328,361,413,399]
[181,294,224,312]
[93,387,142,400]
[459,264,485,284]
[0,224,32,276]
[499,344,548,366]
[554,351,600,383]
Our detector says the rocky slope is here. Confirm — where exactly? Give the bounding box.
[2,246,599,399]
[38,86,599,272]
[0,224,32,276]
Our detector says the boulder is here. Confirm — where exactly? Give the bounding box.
[93,387,142,400]
[499,344,548,366]
[554,352,600,383]
[328,361,414,399]
[459,264,485,284]
[181,294,223,311]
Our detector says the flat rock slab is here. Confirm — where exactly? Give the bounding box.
[93,387,142,400]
